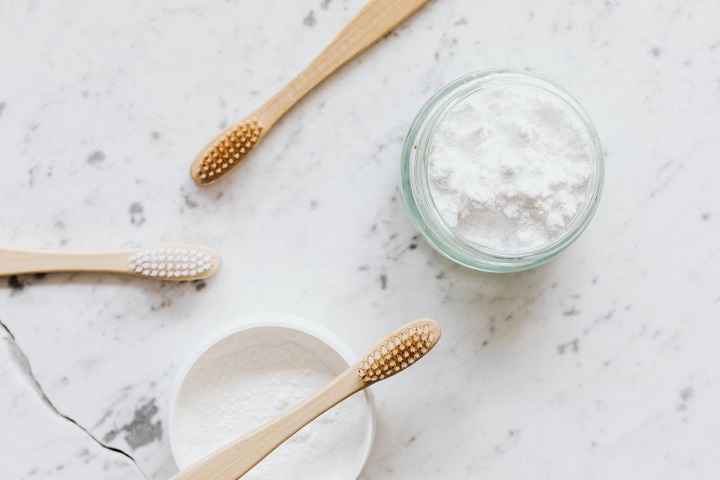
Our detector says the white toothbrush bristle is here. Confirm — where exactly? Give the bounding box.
[128,247,215,279]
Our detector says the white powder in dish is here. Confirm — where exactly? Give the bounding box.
[428,83,593,252]
[172,327,370,479]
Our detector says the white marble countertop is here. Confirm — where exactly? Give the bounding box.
[2,0,719,478]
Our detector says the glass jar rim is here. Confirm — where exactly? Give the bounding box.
[401,68,604,272]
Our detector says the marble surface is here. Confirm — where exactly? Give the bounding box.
[1,0,719,478]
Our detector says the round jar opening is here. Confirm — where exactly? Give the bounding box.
[401,69,604,272]
[168,315,376,479]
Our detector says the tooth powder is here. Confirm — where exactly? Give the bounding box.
[172,326,370,479]
[428,84,594,253]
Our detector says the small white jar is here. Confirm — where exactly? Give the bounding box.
[168,314,376,479]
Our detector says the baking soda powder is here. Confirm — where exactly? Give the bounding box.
[173,328,369,479]
[428,84,593,252]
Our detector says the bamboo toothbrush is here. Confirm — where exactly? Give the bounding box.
[0,244,220,281]
[171,318,441,480]
[190,0,432,185]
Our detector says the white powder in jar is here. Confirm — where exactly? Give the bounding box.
[428,83,594,252]
[172,327,370,479]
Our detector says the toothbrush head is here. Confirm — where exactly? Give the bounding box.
[127,246,220,281]
[357,319,441,384]
[191,118,263,185]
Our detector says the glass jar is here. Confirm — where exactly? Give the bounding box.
[401,69,604,272]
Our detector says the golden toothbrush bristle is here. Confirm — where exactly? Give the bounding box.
[191,118,263,185]
[358,319,441,384]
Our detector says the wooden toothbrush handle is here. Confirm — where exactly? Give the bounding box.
[0,248,127,276]
[171,369,366,480]
[257,0,432,125]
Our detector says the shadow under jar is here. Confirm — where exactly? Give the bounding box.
[401,69,604,272]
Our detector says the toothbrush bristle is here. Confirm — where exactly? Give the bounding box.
[358,322,439,383]
[195,118,263,183]
[128,247,215,280]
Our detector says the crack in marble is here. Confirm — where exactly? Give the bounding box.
[0,319,148,480]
